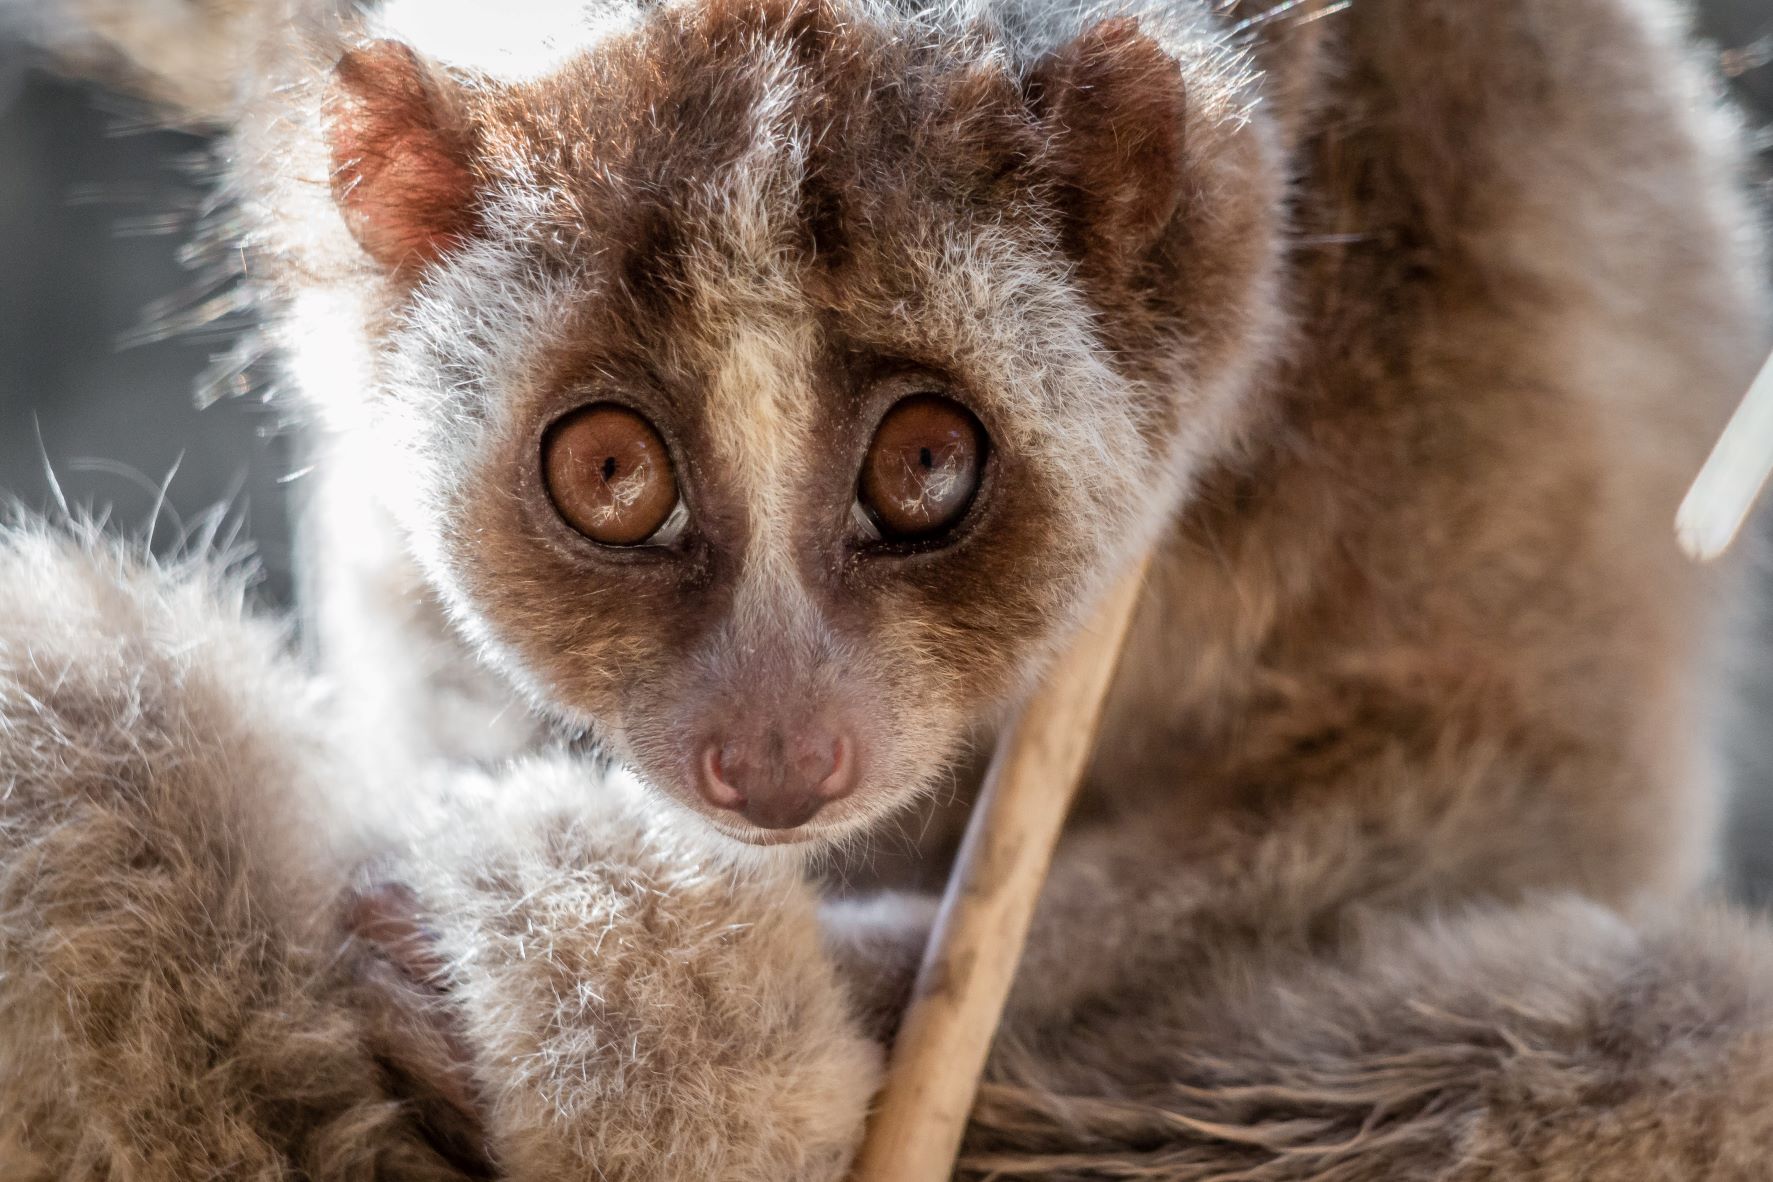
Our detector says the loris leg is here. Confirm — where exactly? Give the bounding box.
[965,898,1773,1180]
[820,701,1773,1175]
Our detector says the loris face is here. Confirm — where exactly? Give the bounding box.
[321,0,1282,844]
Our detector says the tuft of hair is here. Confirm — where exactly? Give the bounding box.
[14,0,342,124]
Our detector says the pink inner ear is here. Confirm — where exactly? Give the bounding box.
[326,40,481,273]
[1034,17,1188,259]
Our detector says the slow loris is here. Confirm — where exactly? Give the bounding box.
[7,0,1773,1177]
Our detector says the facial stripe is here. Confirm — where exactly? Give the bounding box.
[707,320,818,592]
[686,46,829,627]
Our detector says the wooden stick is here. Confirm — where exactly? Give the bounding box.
[1677,347,1773,562]
[849,556,1151,1182]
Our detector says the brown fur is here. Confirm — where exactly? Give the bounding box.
[14,0,1773,1177]
[968,900,1773,1179]
[11,530,1773,1180]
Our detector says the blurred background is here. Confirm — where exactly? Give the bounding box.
[0,36,298,601]
[0,5,1769,887]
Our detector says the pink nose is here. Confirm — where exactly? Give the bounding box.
[696,732,855,829]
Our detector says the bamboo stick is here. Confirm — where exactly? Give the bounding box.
[849,557,1151,1182]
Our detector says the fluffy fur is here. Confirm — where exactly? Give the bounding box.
[11,527,1773,1179]
[16,0,1773,1177]
[0,525,877,1180]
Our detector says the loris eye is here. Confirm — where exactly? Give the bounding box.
[543,404,682,546]
[857,395,987,543]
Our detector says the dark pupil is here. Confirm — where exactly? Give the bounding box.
[601,455,618,482]
[919,446,933,469]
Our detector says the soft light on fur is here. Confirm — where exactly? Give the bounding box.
[11,526,1773,1179]
[15,0,1773,1176]
[0,523,878,1181]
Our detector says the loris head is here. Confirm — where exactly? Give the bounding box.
[314,0,1286,844]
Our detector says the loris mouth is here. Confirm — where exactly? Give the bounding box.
[692,789,887,848]
[711,822,836,848]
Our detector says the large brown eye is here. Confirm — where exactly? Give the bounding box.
[542,404,679,546]
[858,395,986,542]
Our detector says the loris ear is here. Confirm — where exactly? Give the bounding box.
[1029,18,1187,269]
[326,40,482,275]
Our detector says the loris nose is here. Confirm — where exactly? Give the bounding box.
[696,732,855,829]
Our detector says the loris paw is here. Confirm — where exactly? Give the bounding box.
[347,881,495,1179]
[821,892,940,1043]
[370,761,881,1182]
